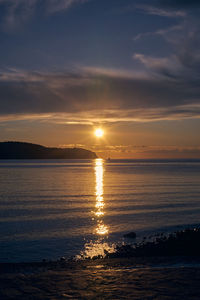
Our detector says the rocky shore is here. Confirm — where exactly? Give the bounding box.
[1,228,200,299]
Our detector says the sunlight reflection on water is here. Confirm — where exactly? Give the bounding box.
[77,159,115,259]
[94,159,108,235]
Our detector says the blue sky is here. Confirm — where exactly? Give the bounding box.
[0,0,200,158]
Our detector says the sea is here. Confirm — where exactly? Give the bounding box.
[0,159,200,262]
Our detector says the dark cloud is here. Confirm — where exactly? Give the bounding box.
[0,66,200,123]
[133,6,200,83]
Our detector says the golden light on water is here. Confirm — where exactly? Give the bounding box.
[77,158,114,259]
[95,202,104,208]
[95,211,104,217]
[96,221,109,235]
[94,128,104,138]
[94,158,108,235]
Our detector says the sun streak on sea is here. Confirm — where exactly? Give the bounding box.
[77,159,115,259]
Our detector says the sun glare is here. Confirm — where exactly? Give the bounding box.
[95,128,104,138]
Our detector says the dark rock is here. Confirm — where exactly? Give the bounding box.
[111,227,200,259]
[59,257,66,262]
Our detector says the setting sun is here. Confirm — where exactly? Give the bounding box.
[94,128,104,138]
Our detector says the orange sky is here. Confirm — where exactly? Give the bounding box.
[1,118,200,159]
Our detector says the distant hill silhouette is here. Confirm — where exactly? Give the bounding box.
[0,142,97,159]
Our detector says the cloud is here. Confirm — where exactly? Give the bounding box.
[0,0,37,30]
[45,0,88,14]
[132,1,200,84]
[136,4,186,18]
[134,53,176,72]
[0,0,89,30]
[0,64,200,124]
[133,24,183,41]
[59,143,200,158]
[133,18,200,83]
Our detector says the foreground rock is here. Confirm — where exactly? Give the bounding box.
[108,228,200,258]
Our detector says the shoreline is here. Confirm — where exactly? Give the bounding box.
[1,227,200,267]
[1,255,200,272]
[1,256,200,299]
[1,228,200,298]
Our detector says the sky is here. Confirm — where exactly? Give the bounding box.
[0,0,200,158]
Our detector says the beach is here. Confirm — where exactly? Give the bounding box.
[1,257,200,299]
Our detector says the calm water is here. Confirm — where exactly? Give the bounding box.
[0,159,200,262]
